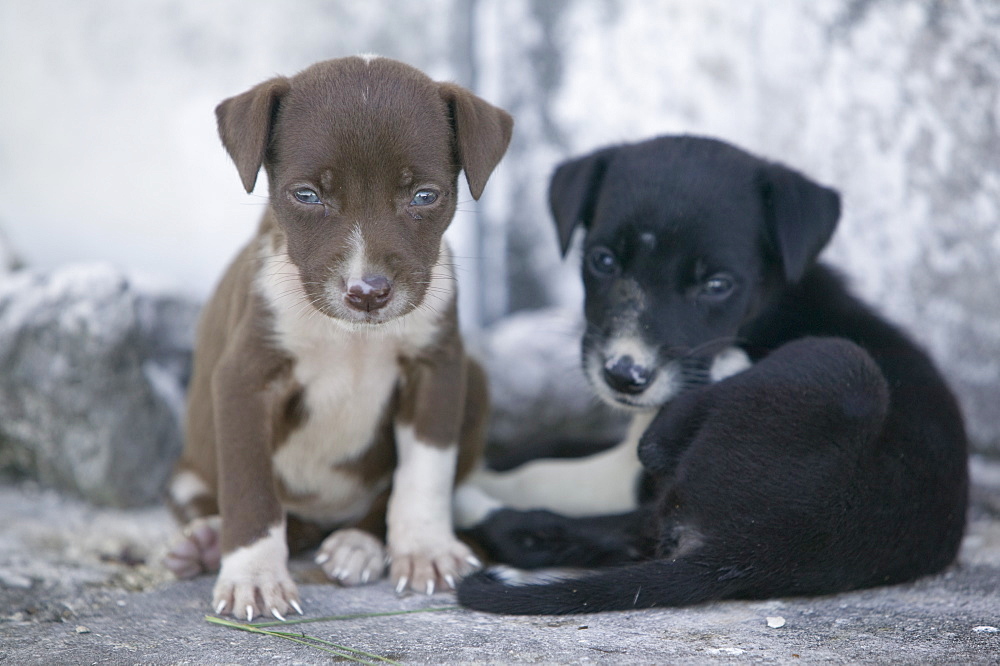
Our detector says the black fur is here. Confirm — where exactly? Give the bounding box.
[458,136,968,615]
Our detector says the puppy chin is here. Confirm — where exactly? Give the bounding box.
[314,283,424,330]
[318,298,419,330]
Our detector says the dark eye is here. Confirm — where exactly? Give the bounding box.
[292,188,321,205]
[586,247,620,276]
[410,189,438,206]
[701,274,735,299]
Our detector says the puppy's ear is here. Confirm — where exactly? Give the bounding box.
[439,84,513,201]
[215,77,292,194]
[759,163,841,283]
[549,148,614,256]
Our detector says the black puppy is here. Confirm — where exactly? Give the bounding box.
[458,136,968,614]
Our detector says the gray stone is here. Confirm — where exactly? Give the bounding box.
[0,263,198,507]
[477,307,628,466]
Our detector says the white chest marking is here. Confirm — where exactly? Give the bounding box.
[255,239,454,523]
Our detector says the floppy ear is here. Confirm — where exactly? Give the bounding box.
[438,83,513,201]
[215,77,292,194]
[548,147,615,256]
[759,163,841,283]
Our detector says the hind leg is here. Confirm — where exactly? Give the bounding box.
[163,515,222,579]
[463,507,655,569]
[163,467,222,579]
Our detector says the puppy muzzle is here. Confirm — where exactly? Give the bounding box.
[344,275,392,312]
[602,355,656,395]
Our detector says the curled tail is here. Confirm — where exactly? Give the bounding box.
[457,558,738,615]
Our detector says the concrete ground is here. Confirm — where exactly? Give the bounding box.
[2,457,999,665]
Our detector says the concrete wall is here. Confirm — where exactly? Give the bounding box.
[2,0,998,453]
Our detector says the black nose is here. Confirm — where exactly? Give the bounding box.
[602,356,655,395]
[345,275,392,312]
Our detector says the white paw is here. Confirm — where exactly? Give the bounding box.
[315,528,386,586]
[388,536,482,596]
[211,524,301,621]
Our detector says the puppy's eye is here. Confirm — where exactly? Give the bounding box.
[587,247,620,276]
[410,189,438,206]
[292,188,321,205]
[701,274,735,298]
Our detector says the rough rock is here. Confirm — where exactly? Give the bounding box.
[0,263,198,507]
[476,307,628,467]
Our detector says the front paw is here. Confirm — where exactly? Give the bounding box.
[211,528,301,621]
[389,537,482,596]
[315,528,386,586]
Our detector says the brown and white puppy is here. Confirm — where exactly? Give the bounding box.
[163,56,512,621]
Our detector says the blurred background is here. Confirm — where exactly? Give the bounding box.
[1,0,999,504]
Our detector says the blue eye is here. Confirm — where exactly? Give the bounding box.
[587,247,620,276]
[410,190,438,206]
[701,274,734,298]
[293,188,321,204]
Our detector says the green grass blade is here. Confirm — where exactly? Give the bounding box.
[251,605,456,628]
[205,612,416,664]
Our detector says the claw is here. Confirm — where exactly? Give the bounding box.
[315,552,330,565]
[426,580,435,596]
[271,608,286,622]
[395,576,408,595]
[444,574,456,590]
[246,605,254,623]
[465,554,483,568]
[215,600,227,615]
[290,600,304,616]
[361,569,370,584]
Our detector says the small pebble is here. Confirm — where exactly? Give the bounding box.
[767,616,787,628]
[972,626,998,633]
[75,626,91,634]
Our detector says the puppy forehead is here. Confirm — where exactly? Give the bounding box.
[589,217,757,277]
[273,59,454,174]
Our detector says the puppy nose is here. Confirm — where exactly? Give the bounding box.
[603,356,655,395]
[345,275,392,312]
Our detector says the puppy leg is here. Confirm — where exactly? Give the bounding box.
[212,519,300,621]
[465,507,654,569]
[387,424,480,594]
[457,416,650,521]
[209,315,301,620]
[164,515,222,579]
[163,467,222,579]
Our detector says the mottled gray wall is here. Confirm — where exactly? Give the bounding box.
[1,0,998,454]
